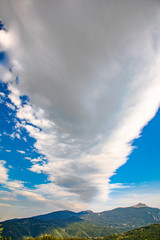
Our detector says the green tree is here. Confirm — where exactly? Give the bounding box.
[0,223,11,240]
[0,224,3,240]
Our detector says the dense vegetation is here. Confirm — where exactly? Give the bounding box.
[0,224,3,239]
[1,219,120,240]
[0,224,11,240]
[0,237,11,240]
[25,223,160,240]
[104,223,160,240]
[1,218,57,240]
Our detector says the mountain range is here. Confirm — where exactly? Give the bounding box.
[1,203,160,240]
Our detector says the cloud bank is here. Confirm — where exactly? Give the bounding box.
[0,0,160,210]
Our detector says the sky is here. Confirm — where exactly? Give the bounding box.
[0,0,160,221]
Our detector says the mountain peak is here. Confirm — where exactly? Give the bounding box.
[132,203,149,208]
[79,210,93,215]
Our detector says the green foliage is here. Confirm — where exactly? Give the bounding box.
[0,223,11,240]
[0,225,3,234]
[0,236,11,240]
[1,219,119,240]
[1,218,57,240]
[65,222,119,238]
[26,236,88,240]
[25,223,160,240]
[104,223,160,240]
[0,223,3,240]
[26,236,61,240]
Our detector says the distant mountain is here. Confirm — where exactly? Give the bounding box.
[80,203,160,228]
[132,202,149,208]
[1,204,160,240]
[34,210,79,220]
[34,210,92,221]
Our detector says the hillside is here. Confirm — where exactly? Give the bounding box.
[1,203,160,240]
[104,223,160,240]
[24,223,160,240]
[1,218,119,240]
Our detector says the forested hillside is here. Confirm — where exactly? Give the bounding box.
[25,223,160,240]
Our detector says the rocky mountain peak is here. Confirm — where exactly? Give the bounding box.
[132,203,149,208]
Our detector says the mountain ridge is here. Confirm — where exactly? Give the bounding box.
[2,203,156,222]
[1,203,160,240]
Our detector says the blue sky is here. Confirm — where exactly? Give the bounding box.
[111,108,160,184]
[0,0,160,221]
[0,81,49,188]
[108,108,160,208]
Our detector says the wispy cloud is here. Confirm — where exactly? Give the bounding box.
[5,149,11,152]
[0,203,12,207]
[0,92,5,97]
[17,150,25,154]
[6,102,15,111]
[0,160,8,184]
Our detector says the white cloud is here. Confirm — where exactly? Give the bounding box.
[0,29,16,50]
[6,180,24,190]
[0,196,15,201]
[0,92,5,97]
[25,157,31,160]
[6,102,16,110]
[8,85,21,107]
[17,150,25,154]
[0,0,160,210]
[5,149,11,152]
[0,203,11,207]
[16,102,54,129]
[0,65,13,82]
[0,179,50,204]
[23,137,27,142]
[16,189,49,202]
[0,160,8,184]
[16,133,20,139]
